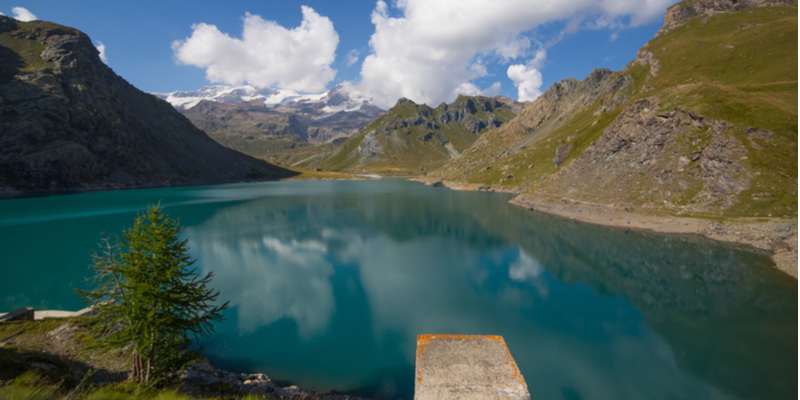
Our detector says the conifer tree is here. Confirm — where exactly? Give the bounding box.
[79,205,228,386]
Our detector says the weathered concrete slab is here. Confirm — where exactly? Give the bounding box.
[415,334,530,400]
[1,306,97,322]
[34,306,95,320]
[0,307,34,322]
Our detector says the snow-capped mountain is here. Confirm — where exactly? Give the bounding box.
[151,84,386,163]
[151,84,379,116]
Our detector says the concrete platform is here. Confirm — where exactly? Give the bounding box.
[415,334,530,400]
[0,307,34,322]
[0,306,96,322]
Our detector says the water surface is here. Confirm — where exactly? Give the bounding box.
[0,180,795,400]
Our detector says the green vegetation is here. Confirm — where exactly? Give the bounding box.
[0,20,63,78]
[0,370,270,400]
[312,95,521,175]
[78,205,228,387]
[429,3,797,218]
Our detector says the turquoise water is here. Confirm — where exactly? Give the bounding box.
[0,180,796,400]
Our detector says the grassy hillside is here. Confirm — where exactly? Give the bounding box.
[425,2,797,219]
[306,96,521,175]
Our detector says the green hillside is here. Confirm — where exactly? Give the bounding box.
[424,1,797,219]
[304,95,521,175]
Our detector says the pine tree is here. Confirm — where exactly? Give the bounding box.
[79,205,228,386]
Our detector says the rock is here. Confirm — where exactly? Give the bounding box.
[657,0,783,37]
[0,16,294,196]
[0,307,34,322]
[394,97,415,107]
[430,181,444,187]
[533,97,751,213]
[775,223,792,232]
[47,323,77,342]
[190,360,215,373]
[554,144,574,167]
[357,130,382,158]
[33,362,59,372]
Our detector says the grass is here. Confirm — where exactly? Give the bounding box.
[0,318,280,400]
[0,19,82,79]
[0,371,275,400]
[281,166,365,180]
[315,95,521,174]
[428,3,797,218]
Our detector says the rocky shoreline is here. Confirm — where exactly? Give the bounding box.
[415,178,798,278]
[180,360,372,400]
[0,316,374,400]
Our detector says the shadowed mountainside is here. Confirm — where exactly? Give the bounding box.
[0,16,297,197]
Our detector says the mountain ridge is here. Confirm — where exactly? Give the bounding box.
[0,16,296,197]
[415,0,797,275]
[154,84,386,165]
[304,94,525,175]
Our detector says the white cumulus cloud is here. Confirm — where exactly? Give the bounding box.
[507,48,546,101]
[508,64,543,101]
[11,7,37,21]
[172,6,339,93]
[355,0,676,107]
[95,41,108,64]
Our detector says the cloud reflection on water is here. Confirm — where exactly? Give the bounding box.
[178,181,794,400]
[187,230,335,338]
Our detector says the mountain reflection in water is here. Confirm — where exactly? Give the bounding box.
[177,180,795,400]
[0,180,794,400]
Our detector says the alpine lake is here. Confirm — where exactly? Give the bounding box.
[0,179,796,400]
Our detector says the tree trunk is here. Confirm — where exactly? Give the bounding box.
[145,331,155,384]
[130,347,142,383]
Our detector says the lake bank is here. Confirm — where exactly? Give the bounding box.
[1,179,795,400]
[0,316,373,400]
[412,177,798,278]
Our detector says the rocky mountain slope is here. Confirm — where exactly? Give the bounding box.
[0,17,296,197]
[422,0,796,219]
[304,95,523,175]
[154,84,385,164]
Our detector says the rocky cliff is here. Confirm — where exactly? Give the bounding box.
[0,17,296,197]
[656,0,795,37]
[308,95,523,175]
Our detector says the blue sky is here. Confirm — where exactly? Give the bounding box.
[4,0,678,108]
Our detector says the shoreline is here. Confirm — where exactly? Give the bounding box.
[414,177,798,278]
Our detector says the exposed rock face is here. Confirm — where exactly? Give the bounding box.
[537,98,749,212]
[179,89,385,163]
[426,68,632,180]
[624,49,660,78]
[0,17,295,196]
[357,130,382,158]
[180,360,375,399]
[657,0,793,37]
[554,144,573,167]
[315,95,522,173]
